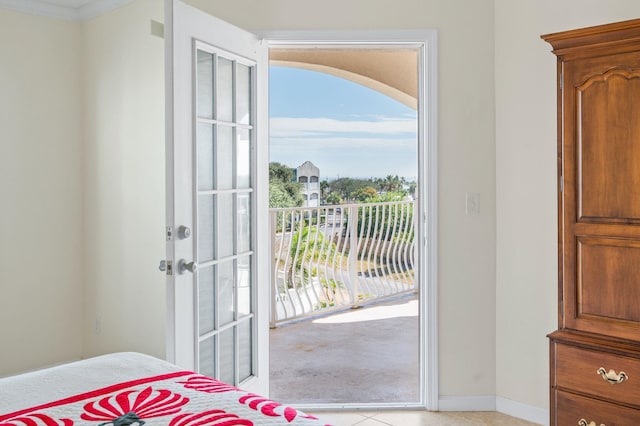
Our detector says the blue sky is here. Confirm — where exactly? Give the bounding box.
[269,66,417,181]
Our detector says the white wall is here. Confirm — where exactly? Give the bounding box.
[495,0,640,415]
[81,0,166,359]
[187,0,498,399]
[0,10,84,376]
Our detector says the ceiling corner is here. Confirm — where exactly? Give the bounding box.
[0,0,135,21]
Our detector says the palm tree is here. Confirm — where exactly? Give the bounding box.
[320,179,330,203]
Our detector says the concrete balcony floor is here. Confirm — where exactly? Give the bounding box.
[270,293,420,404]
[270,293,538,425]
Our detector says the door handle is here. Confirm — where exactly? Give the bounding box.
[177,225,191,239]
[178,259,197,274]
[158,260,173,275]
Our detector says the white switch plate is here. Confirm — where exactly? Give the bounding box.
[466,192,480,215]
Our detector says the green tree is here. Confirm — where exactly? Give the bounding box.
[320,179,330,203]
[269,162,304,208]
[352,186,379,202]
[407,180,417,198]
[376,190,408,202]
[375,175,405,193]
[325,192,342,205]
[328,177,375,202]
[269,162,294,183]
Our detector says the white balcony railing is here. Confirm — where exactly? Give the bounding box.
[270,201,416,326]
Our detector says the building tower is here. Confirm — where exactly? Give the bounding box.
[295,161,320,207]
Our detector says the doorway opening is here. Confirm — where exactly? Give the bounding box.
[267,45,425,407]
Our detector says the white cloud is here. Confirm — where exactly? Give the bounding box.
[270,116,416,138]
[271,136,416,150]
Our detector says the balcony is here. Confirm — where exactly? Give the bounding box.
[269,201,418,404]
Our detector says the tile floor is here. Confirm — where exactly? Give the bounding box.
[308,410,539,426]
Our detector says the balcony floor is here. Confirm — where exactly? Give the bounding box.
[270,293,420,404]
[270,294,538,425]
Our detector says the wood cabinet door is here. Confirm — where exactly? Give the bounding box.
[561,49,640,340]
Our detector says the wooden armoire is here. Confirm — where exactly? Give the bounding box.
[543,19,640,426]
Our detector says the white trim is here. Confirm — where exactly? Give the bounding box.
[260,29,439,411]
[421,29,439,412]
[77,0,133,20]
[496,396,548,425]
[438,395,496,412]
[439,396,547,425]
[0,0,77,20]
[0,0,133,21]
[256,29,438,45]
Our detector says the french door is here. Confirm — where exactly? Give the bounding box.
[164,0,269,395]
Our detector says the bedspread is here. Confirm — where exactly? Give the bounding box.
[0,353,330,426]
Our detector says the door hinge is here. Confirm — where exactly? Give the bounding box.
[560,176,564,193]
[166,226,173,241]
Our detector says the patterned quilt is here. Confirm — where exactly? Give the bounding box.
[0,371,331,426]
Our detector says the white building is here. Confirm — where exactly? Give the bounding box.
[295,161,320,207]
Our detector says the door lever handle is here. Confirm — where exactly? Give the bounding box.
[178,259,197,274]
[158,260,173,275]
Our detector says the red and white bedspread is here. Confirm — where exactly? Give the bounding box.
[0,353,330,426]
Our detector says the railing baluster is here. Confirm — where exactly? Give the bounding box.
[348,205,359,306]
[355,204,371,300]
[270,212,277,327]
[370,204,384,296]
[273,210,288,320]
[402,203,414,288]
[334,210,345,304]
[363,204,374,295]
[397,203,409,287]
[389,203,402,292]
[306,208,324,310]
[318,207,329,307]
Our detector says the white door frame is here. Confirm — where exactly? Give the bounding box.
[258,30,439,411]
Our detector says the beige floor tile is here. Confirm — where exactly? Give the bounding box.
[351,418,393,426]
[311,410,540,426]
[374,411,444,426]
[312,411,369,425]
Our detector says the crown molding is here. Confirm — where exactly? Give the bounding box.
[0,0,135,21]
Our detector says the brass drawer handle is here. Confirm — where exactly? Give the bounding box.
[597,367,628,384]
[578,420,604,426]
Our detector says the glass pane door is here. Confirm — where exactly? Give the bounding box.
[195,42,255,385]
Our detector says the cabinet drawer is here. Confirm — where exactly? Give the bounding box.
[556,390,640,426]
[555,343,640,408]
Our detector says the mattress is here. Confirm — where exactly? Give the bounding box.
[0,352,329,425]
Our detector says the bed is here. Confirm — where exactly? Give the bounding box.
[0,352,330,425]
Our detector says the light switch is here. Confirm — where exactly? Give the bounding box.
[466,192,480,215]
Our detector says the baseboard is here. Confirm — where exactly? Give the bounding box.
[496,396,548,425]
[438,395,548,425]
[438,395,496,411]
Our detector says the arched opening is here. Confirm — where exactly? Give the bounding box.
[270,48,418,110]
